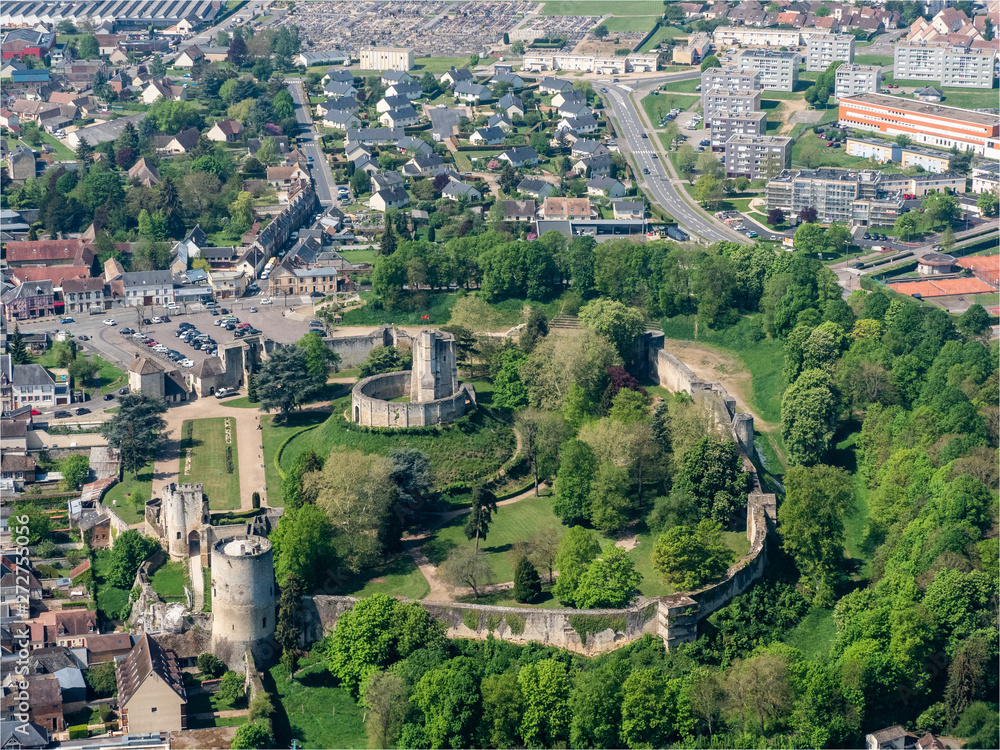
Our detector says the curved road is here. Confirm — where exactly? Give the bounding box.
[593,72,751,244]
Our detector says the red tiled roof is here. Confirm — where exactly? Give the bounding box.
[5,240,93,266]
[12,266,91,285]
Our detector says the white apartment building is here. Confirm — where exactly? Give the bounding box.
[359,47,415,72]
[972,163,999,194]
[120,270,176,308]
[724,135,792,180]
[736,50,799,91]
[834,64,881,102]
[806,33,855,72]
[702,88,762,120]
[700,68,760,94]
[521,52,659,74]
[713,26,811,48]
[894,41,996,88]
[709,111,767,151]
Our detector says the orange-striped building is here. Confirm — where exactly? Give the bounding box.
[839,93,1000,159]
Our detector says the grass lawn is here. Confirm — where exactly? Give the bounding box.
[180,418,240,511]
[639,25,688,52]
[642,92,700,124]
[262,409,333,506]
[601,15,659,32]
[203,567,212,612]
[150,560,188,602]
[456,581,570,608]
[280,397,516,490]
[412,57,495,75]
[659,77,702,95]
[267,661,366,750]
[329,553,430,599]
[338,249,377,264]
[102,464,153,524]
[93,549,129,621]
[220,396,257,408]
[878,78,1000,110]
[541,0,665,14]
[792,138,885,170]
[91,355,127,396]
[784,606,837,661]
[340,290,460,326]
[854,54,893,66]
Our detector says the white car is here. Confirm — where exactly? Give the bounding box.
[180,359,195,368]
[153,344,168,352]
[214,319,223,326]
[151,317,163,324]
[103,319,116,326]
[260,298,272,305]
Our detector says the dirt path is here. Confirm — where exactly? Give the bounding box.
[404,480,548,601]
[662,338,778,429]
[773,98,808,135]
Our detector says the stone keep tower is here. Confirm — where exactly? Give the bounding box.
[410,330,459,402]
[210,536,277,668]
[158,483,209,562]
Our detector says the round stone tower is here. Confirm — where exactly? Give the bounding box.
[210,536,277,668]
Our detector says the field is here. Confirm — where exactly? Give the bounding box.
[878,77,1000,110]
[102,463,154,524]
[150,560,188,602]
[261,410,331,506]
[411,57,495,75]
[658,77,702,94]
[541,1,666,14]
[180,418,241,511]
[279,397,516,489]
[853,53,893,66]
[642,91,700,124]
[639,25,687,51]
[93,549,130,620]
[266,660,366,750]
[337,248,377,264]
[340,290,573,329]
[328,554,430,599]
[600,16,660,33]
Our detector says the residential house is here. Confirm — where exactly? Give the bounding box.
[323,110,362,130]
[26,610,97,649]
[346,127,404,147]
[316,97,359,117]
[539,197,597,220]
[613,200,644,220]
[322,80,358,98]
[1,281,55,321]
[381,70,415,86]
[83,633,134,664]
[117,270,175,307]
[140,80,184,104]
[6,146,34,182]
[370,186,410,211]
[0,721,47,749]
[372,172,406,192]
[865,726,914,750]
[538,77,573,94]
[154,127,199,155]
[497,93,524,117]
[174,45,205,67]
[557,99,592,118]
[551,90,585,110]
[516,177,554,198]
[1,454,36,487]
[376,94,412,114]
[207,270,247,300]
[1,677,62,734]
[402,153,448,178]
[487,113,514,132]
[557,114,599,134]
[499,146,539,168]
[248,136,290,157]
[442,180,482,202]
[441,67,473,87]
[573,153,613,177]
[323,68,356,84]
[60,277,105,314]
[128,157,161,187]
[491,72,525,89]
[379,105,420,128]
[117,635,187,734]
[266,164,310,187]
[385,82,422,100]
[587,177,626,198]
[454,81,492,103]
[470,126,505,145]
[396,136,433,156]
[206,119,244,142]
[500,199,537,222]
[571,139,610,158]
[271,266,341,297]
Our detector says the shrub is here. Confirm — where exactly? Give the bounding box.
[84,662,117,698]
[99,704,115,723]
[218,671,246,706]
[247,691,275,723]
[68,725,89,740]
[251,491,260,509]
[197,652,226,678]
[505,613,525,635]
[462,609,480,631]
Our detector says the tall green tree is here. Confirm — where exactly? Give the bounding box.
[518,660,572,747]
[254,345,324,420]
[7,325,30,364]
[781,368,841,466]
[552,526,601,605]
[512,555,542,603]
[553,439,596,525]
[464,484,498,553]
[651,519,735,590]
[573,545,642,609]
[99,393,167,477]
[270,504,337,589]
[413,657,481,748]
[578,298,645,361]
[275,573,304,672]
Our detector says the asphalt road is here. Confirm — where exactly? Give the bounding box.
[597,76,749,244]
[288,79,338,206]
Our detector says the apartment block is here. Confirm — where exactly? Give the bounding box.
[713,26,811,48]
[359,47,415,72]
[709,111,766,151]
[765,168,904,226]
[834,64,881,102]
[845,136,953,173]
[894,41,996,88]
[839,93,1000,158]
[700,67,761,95]
[724,135,792,180]
[702,88,762,120]
[972,163,999,194]
[521,52,658,74]
[806,33,855,72]
[735,50,799,91]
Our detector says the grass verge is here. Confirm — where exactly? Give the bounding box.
[180,418,240,511]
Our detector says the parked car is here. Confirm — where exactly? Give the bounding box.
[181,359,195,368]
[103,319,116,326]
[75,407,90,415]
[54,410,72,419]
[30,409,41,416]
[151,317,163,324]
[249,307,258,313]
[215,388,235,399]
[104,393,115,401]
[60,317,75,324]
[119,387,130,395]
[78,335,89,341]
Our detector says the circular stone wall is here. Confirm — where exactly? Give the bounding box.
[351,371,471,428]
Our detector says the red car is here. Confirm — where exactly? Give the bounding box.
[827,141,834,146]
[145,340,157,347]
[30,409,41,415]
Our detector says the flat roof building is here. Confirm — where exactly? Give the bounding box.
[894,40,996,88]
[807,33,855,72]
[359,47,415,72]
[724,135,792,181]
[838,93,1000,158]
[766,168,904,227]
[709,111,767,151]
[835,64,881,102]
[702,88,762,120]
[735,49,799,91]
